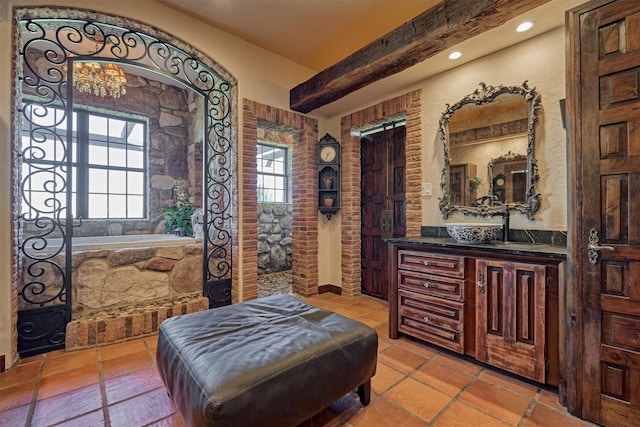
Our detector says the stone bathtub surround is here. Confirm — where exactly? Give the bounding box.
[72,243,203,315]
[24,242,209,350]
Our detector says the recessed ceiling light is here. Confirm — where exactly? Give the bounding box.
[448,51,462,60]
[516,21,534,32]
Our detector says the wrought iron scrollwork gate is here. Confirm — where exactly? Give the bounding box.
[15,9,235,357]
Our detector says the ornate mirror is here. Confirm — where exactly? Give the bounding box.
[439,82,541,218]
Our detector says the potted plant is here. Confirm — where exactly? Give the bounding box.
[470,176,482,193]
[163,185,197,237]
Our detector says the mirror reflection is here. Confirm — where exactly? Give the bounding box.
[439,82,541,218]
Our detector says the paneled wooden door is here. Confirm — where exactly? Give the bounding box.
[361,126,406,300]
[569,0,640,425]
[475,259,547,383]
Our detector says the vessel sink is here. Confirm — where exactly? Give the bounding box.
[445,223,502,244]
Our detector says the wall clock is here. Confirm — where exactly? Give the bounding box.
[317,133,341,220]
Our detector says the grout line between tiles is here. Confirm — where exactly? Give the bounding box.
[24,354,46,427]
[517,389,541,427]
[97,347,112,427]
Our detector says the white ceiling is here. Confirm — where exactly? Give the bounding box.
[157,0,585,116]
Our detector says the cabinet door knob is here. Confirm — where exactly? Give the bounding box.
[478,272,485,294]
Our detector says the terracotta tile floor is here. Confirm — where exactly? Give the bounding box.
[0,293,596,427]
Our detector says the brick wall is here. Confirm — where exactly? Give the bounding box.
[242,100,318,300]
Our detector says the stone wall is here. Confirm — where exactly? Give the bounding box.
[71,243,203,318]
[257,203,292,274]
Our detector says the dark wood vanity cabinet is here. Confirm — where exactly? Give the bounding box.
[389,241,562,387]
[475,259,559,386]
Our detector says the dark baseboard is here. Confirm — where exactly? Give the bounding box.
[318,284,342,295]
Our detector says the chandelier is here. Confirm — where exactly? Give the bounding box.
[67,61,128,98]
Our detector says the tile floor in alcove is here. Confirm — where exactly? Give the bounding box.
[0,293,595,427]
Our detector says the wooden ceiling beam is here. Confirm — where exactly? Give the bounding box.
[290,0,550,113]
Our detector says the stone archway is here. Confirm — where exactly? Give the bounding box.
[11,7,237,358]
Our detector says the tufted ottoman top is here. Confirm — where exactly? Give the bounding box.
[156,294,378,426]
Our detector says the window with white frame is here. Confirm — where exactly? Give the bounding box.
[21,105,147,219]
[256,143,289,203]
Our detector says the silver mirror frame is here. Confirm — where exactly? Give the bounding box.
[439,81,541,219]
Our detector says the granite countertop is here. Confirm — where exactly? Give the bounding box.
[385,236,567,258]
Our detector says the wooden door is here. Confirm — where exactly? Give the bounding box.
[476,259,547,383]
[568,1,640,425]
[361,126,406,300]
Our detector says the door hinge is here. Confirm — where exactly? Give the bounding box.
[545,359,550,373]
[546,276,551,288]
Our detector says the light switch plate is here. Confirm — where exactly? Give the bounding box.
[421,183,432,196]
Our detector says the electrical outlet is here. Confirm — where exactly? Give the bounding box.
[421,183,432,196]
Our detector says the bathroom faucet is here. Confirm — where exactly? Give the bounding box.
[500,210,510,242]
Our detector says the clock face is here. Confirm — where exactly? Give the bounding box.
[320,146,337,162]
[495,177,505,186]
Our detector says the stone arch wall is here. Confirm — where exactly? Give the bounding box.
[10,7,238,362]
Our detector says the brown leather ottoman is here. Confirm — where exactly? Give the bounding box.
[156,294,378,426]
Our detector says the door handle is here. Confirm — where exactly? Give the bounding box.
[477,272,485,294]
[381,210,393,239]
[587,228,614,265]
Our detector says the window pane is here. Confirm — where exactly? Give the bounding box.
[263,175,274,188]
[89,169,108,193]
[89,115,109,137]
[89,144,108,165]
[108,145,127,167]
[127,171,144,195]
[109,194,127,218]
[109,170,127,194]
[127,149,144,168]
[128,123,144,146]
[127,195,144,218]
[273,160,284,174]
[88,194,108,218]
[108,118,127,139]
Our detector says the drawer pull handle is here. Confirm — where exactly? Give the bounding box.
[422,260,437,266]
[423,316,437,323]
[422,282,438,289]
[478,272,485,294]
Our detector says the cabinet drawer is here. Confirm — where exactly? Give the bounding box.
[398,250,464,278]
[398,270,464,301]
[398,290,464,353]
